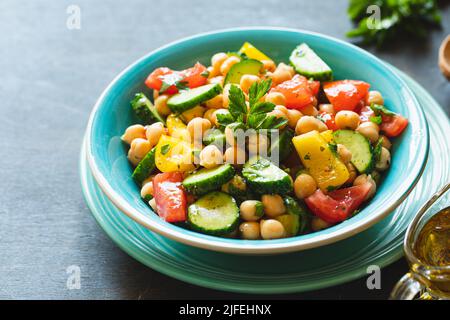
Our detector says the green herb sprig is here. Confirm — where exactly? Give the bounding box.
[217,78,288,130]
[347,0,442,46]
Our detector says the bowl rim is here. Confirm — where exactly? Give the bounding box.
[85,27,429,254]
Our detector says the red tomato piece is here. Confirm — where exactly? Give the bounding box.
[270,75,319,110]
[179,62,208,88]
[319,112,338,131]
[359,105,376,122]
[323,80,370,111]
[145,63,208,94]
[380,114,408,137]
[304,183,372,224]
[152,172,187,223]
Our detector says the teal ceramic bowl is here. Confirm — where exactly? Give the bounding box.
[86,28,429,254]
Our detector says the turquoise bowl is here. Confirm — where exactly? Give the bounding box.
[86,28,429,254]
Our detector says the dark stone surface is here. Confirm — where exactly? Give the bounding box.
[0,0,448,299]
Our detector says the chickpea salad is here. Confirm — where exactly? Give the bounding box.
[121,42,408,240]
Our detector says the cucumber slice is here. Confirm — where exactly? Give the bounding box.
[132,148,156,184]
[188,191,239,235]
[333,130,374,173]
[242,157,293,194]
[289,43,333,81]
[224,59,263,85]
[167,83,222,113]
[203,128,226,149]
[283,196,309,234]
[131,93,165,124]
[183,164,235,195]
[270,128,295,163]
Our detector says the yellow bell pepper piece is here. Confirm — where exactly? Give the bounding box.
[166,114,190,141]
[292,131,349,191]
[320,130,334,143]
[238,42,272,61]
[155,135,195,172]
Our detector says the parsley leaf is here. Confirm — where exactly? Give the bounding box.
[370,115,382,124]
[370,103,396,116]
[160,144,171,155]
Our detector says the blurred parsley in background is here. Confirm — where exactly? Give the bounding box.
[347,0,443,46]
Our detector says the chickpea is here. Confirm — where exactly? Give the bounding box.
[142,175,154,186]
[240,74,260,93]
[346,162,357,184]
[301,104,319,116]
[222,84,232,108]
[265,91,286,106]
[211,52,228,71]
[181,105,205,123]
[380,135,392,150]
[356,121,379,143]
[203,108,216,124]
[248,133,269,156]
[366,90,384,105]
[270,63,295,85]
[274,105,288,115]
[145,122,164,147]
[140,181,154,198]
[239,222,261,240]
[207,75,224,86]
[128,138,151,166]
[154,94,171,116]
[335,111,360,130]
[318,103,335,114]
[224,145,246,165]
[311,217,331,231]
[337,144,352,164]
[295,116,327,134]
[261,59,276,72]
[240,200,264,221]
[149,198,157,212]
[260,219,286,239]
[205,94,223,109]
[199,145,223,169]
[187,117,211,142]
[211,109,230,127]
[375,147,391,171]
[121,124,146,145]
[294,173,317,199]
[354,174,377,200]
[261,194,286,218]
[286,109,302,129]
[220,56,240,75]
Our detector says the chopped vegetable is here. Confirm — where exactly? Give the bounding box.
[270,75,320,110]
[238,42,272,61]
[131,93,165,124]
[333,130,374,173]
[182,164,235,195]
[224,59,263,85]
[289,43,333,81]
[167,83,222,113]
[292,131,349,191]
[132,148,156,184]
[153,172,187,222]
[380,114,408,137]
[188,191,239,235]
[154,135,194,172]
[323,80,370,111]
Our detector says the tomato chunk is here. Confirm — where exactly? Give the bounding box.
[145,62,207,94]
[152,172,187,223]
[304,182,372,224]
[323,80,370,111]
[270,75,319,110]
[380,114,408,137]
[319,112,338,131]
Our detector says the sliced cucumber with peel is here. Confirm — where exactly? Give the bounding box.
[131,93,165,124]
[167,83,222,113]
[333,130,373,173]
[289,43,333,81]
[188,191,239,235]
[283,196,309,234]
[224,59,263,85]
[242,157,293,194]
[132,148,156,184]
[183,164,235,195]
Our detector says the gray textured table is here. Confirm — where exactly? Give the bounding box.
[1,0,448,299]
